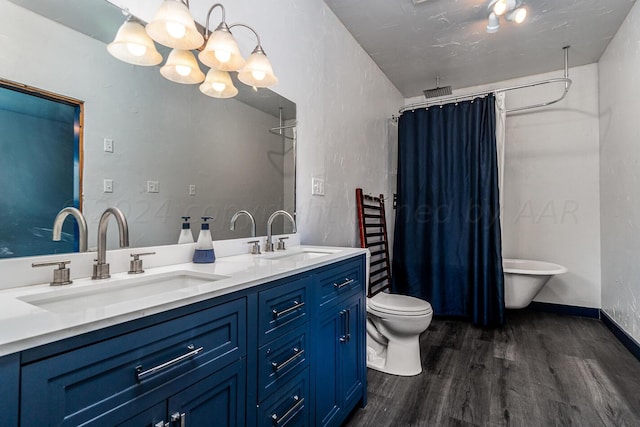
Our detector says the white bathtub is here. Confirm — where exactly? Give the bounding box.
[503,259,568,309]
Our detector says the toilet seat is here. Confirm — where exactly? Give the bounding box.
[368,292,433,316]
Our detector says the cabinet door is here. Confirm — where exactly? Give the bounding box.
[315,307,342,426]
[340,295,364,411]
[167,359,246,427]
[0,353,19,427]
[315,294,365,427]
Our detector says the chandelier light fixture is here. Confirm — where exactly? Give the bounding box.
[107,0,278,99]
[486,0,527,33]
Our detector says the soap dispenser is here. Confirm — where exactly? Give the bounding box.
[178,216,195,244]
[193,216,216,263]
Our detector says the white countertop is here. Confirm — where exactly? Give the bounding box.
[0,245,367,356]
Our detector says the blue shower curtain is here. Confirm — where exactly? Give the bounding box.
[392,95,504,327]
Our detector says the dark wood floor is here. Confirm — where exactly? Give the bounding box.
[345,310,640,427]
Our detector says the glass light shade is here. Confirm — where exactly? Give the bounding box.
[199,69,238,98]
[486,12,500,33]
[160,49,205,84]
[237,50,278,88]
[107,20,162,66]
[506,7,527,24]
[198,29,246,71]
[493,0,507,16]
[146,0,204,50]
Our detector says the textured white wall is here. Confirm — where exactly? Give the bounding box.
[599,0,640,343]
[501,65,601,309]
[405,63,602,309]
[109,0,404,248]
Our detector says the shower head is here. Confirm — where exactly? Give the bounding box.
[423,76,453,99]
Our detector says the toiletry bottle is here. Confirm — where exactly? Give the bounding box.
[178,216,195,244]
[193,216,216,263]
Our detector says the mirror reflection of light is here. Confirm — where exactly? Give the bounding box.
[165,21,186,39]
[214,50,232,63]
[127,43,147,57]
[514,7,527,24]
[493,0,507,16]
[176,65,192,76]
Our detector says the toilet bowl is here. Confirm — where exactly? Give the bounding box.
[366,292,433,376]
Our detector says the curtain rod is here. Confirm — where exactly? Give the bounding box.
[399,46,571,116]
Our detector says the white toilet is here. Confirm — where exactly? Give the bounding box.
[356,189,433,376]
[366,289,433,376]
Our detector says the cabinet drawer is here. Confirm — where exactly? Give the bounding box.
[316,258,363,311]
[21,298,246,427]
[259,277,309,345]
[258,368,310,427]
[258,325,309,401]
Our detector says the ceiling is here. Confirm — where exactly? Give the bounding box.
[324,0,637,98]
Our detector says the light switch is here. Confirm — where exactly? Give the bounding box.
[103,138,113,153]
[147,181,159,193]
[189,184,196,196]
[312,178,325,196]
[103,179,113,193]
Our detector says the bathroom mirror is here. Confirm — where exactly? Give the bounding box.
[0,0,296,258]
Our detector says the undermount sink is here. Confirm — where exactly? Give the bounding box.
[19,271,228,313]
[260,248,341,262]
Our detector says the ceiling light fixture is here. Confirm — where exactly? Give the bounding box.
[486,0,527,33]
[108,0,277,99]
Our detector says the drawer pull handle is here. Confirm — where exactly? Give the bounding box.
[339,310,347,342]
[171,412,186,427]
[333,278,355,289]
[272,348,305,372]
[272,300,305,319]
[345,308,351,342]
[136,344,203,381]
[271,395,305,426]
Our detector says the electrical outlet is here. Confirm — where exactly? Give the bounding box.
[311,178,325,196]
[103,138,113,153]
[147,181,159,193]
[103,179,113,193]
[189,184,196,196]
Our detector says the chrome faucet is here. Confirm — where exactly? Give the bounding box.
[265,210,296,252]
[230,210,256,237]
[52,207,88,252]
[92,207,130,280]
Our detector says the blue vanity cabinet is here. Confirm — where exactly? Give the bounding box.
[0,353,19,427]
[11,252,367,426]
[314,257,367,427]
[20,297,247,427]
